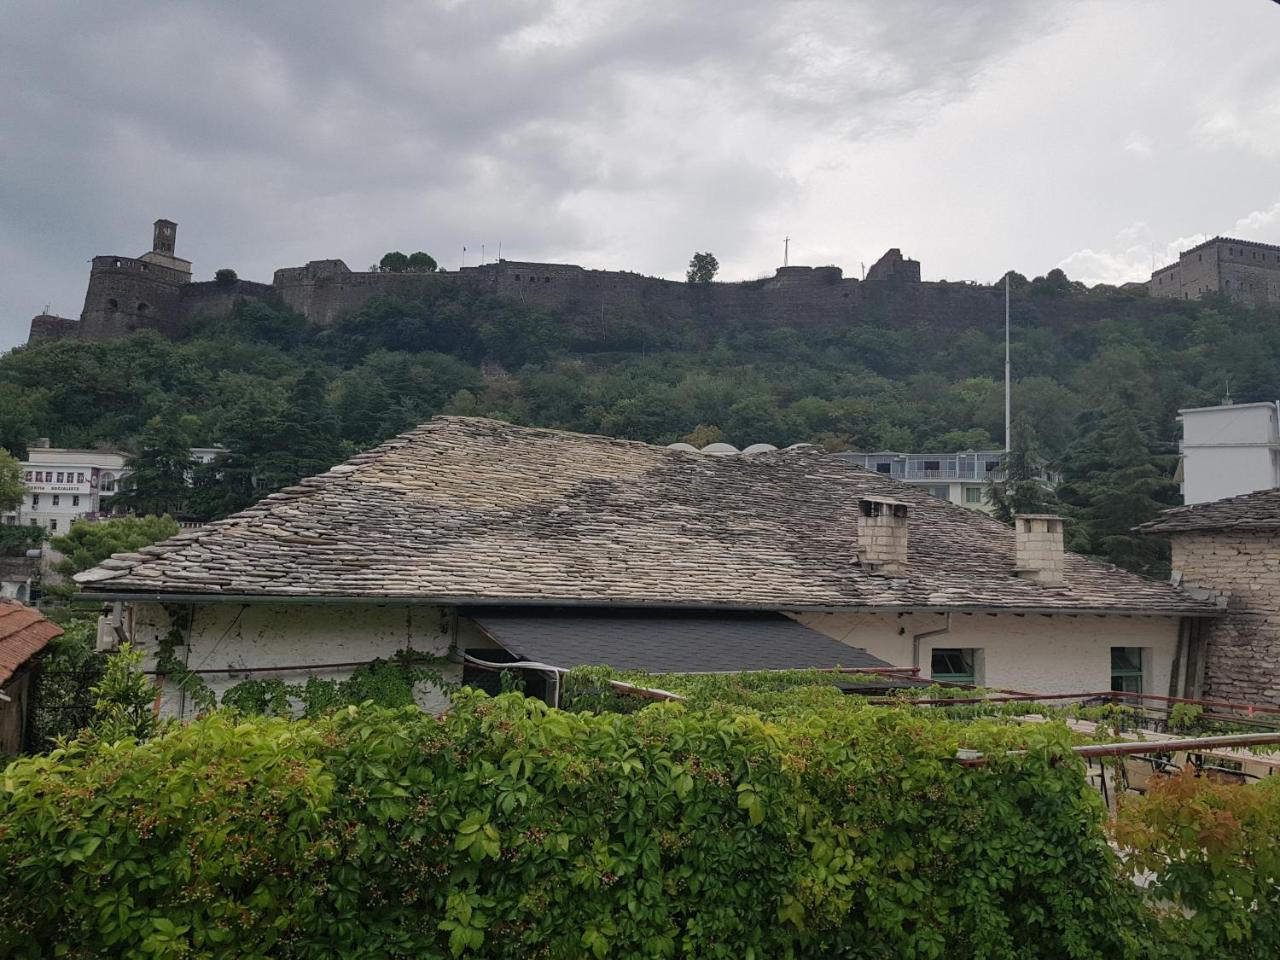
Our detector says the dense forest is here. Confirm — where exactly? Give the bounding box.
[2,275,1277,575]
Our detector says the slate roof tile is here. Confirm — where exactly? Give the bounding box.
[76,416,1211,614]
[1137,488,1280,534]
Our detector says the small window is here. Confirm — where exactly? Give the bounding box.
[965,486,984,504]
[931,648,978,686]
[140,264,148,271]
[22,472,31,481]
[52,495,60,506]
[31,494,39,508]
[77,472,85,483]
[922,460,941,472]
[137,302,149,313]
[514,274,520,280]
[56,472,64,483]
[72,495,80,507]
[875,462,892,474]
[113,259,121,267]
[49,519,57,531]
[108,298,119,309]
[926,485,949,500]
[544,276,551,283]
[1111,647,1144,694]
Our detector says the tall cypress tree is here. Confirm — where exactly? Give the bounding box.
[985,413,1058,524]
[1058,404,1178,577]
[112,415,194,517]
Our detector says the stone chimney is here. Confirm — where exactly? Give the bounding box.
[857,497,909,576]
[1014,514,1065,585]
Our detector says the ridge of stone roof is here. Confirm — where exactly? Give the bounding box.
[1137,488,1280,534]
[76,416,1212,614]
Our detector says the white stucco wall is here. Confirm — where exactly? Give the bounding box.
[125,601,468,719]
[1180,403,1280,505]
[790,610,1183,695]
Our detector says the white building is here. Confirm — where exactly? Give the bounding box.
[834,450,1057,514]
[1,444,130,534]
[1178,402,1280,505]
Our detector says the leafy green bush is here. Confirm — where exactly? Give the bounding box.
[1,690,1152,958]
[1112,769,1280,957]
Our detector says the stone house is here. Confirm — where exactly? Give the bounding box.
[0,600,63,754]
[74,418,1218,718]
[1138,490,1280,707]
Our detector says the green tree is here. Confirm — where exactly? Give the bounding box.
[111,415,194,517]
[86,643,160,744]
[0,449,24,512]
[214,267,238,284]
[686,252,719,283]
[255,369,345,490]
[378,251,410,273]
[985,413,1058,524]
[405,251,438,273]
[50,515,180,595]
[1058,404,1178,576]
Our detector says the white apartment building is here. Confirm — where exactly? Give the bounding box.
[836,450,1041,514]
[1178,402,1280,505]
[1,445,130,534]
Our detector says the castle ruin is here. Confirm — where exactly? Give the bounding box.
[29,219,1160,346]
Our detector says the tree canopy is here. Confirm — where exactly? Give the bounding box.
[686,252,719,283]
[0,449,23,512]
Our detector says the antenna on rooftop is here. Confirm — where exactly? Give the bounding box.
[461,245,466,268]
[784,236,790,267]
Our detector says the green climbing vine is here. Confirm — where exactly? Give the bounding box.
[220,650,457,717]
[152,605,217,715]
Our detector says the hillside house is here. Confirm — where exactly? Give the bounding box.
[74,418,1217,717]
[1138,490,1280,707]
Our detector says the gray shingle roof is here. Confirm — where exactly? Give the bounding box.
[77,416,1210,614]
[1137,488,1280,534]
[470,609,896,673]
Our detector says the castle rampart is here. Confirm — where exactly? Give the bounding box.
[28,217,1175,349]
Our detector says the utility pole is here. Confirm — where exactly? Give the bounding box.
[784,236,790,267]
[1005,273,1012,453]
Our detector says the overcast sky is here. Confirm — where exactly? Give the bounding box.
[2,0,1279,349]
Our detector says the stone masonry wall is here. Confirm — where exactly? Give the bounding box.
[1171,529,1280,706]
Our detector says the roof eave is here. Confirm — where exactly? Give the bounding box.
[73,590,1221,617]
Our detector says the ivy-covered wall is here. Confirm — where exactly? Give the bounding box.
[121,601,480,717]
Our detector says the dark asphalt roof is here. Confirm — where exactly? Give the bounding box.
[468,608,896,673]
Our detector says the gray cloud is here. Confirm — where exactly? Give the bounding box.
[1,0,1278,348]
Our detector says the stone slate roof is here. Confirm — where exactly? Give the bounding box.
[469,609,897,673]
[77,417,1211,614]
[1137,488,1280,534]
[0,600,63,687]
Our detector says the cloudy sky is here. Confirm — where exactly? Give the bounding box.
[2,0,1279,348]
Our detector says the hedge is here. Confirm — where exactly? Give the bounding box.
[0,686,1161,959]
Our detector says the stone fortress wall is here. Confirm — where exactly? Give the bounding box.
[29,219,1192,347]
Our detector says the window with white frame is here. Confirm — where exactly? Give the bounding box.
[1111,647,1144,694]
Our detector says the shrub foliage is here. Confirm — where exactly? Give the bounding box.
[0,689,1158,959]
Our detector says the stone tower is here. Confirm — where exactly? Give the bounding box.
[75,218,192,341]
[152,219,177,256]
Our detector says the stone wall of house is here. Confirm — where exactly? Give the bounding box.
[791,610,1181,695]
[1170,529,1280,706]
[122,601,487,718]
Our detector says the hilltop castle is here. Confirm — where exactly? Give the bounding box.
[28,219,937,344]
[29,218,1186,346]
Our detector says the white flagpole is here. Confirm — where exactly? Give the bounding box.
[1004,274,1011,453]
